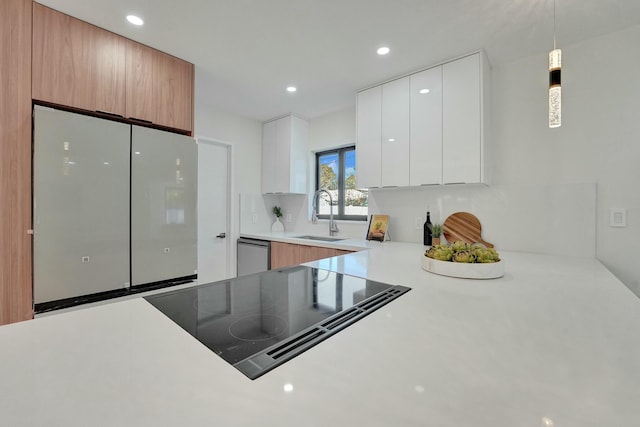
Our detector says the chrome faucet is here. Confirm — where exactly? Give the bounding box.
[311,189,339,236]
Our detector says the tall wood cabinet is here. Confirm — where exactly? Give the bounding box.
[0,0,33,324]
[32,4,194,134]
[126,41,194,132]
[1,1,196,325]
[32,3,127,116]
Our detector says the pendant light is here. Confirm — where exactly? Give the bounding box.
[549,0,561,128]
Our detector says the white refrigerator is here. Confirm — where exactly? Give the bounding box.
[33,106,197,306]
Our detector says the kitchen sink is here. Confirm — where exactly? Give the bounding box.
[294,235,345,242]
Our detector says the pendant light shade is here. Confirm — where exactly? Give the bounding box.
[549,48,561,128]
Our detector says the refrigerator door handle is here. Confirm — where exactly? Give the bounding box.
[216,233,226,239]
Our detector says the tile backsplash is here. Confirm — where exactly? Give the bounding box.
[240,182,596,258]
[368,182,596,257]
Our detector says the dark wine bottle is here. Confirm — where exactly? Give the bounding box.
[423,211,432,246]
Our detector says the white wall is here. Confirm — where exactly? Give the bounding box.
[194,68,263,275]
[367,183,596,258]
[491,24,640,295]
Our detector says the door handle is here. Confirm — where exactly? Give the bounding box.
[215,233,226,239]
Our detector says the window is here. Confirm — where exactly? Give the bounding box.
[315,146,367,221]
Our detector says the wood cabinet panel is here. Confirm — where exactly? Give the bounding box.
[270,242,354,270]
[126,42,194,133]
[335,249,353,256]
[303,246,338,263]
[32,3,127,116]
[0,0,33,325]
[270,242,301,269]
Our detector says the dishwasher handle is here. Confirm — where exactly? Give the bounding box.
[237,237,270,248]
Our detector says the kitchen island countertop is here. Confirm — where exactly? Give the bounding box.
[2,242,640,426]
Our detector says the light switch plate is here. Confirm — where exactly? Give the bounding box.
[609,208,626,227]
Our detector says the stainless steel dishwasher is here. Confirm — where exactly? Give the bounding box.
[237,238,271,276]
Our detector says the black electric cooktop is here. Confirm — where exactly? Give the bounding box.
[145,265,410,380]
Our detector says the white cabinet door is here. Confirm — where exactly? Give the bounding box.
[261,120,277,193]
[442,53,481,184]
[410,66,443,185]
[381,77,410,187]
[288,115,308,194]
[356,86,382,188]
[274,115,291,192]
[261,115,308,194]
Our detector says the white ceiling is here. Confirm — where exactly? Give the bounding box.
[36,0,640,122]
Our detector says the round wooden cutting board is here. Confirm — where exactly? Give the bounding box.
[443,212,494,248]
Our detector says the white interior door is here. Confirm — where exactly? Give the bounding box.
[197,138,231,283]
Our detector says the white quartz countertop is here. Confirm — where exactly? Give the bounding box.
[2,242,640,426]
[239,231,373,251]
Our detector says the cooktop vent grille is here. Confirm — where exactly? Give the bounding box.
[235,285,410,380]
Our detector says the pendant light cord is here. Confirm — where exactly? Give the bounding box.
[553,0,557,50]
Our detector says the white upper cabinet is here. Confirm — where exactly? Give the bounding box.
[381,77,410,187]
[261,120,278,193]
[261,115,308,194]
[410,66,443,186]
[356,86,382,188]
[356,51,490,188]
[443,53,482,184]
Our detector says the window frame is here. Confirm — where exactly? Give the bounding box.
[314,145,367,222]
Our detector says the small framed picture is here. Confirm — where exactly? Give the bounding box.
[366,214,389,242]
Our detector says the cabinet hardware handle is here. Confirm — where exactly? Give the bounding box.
[96,110,124,118]
[128,117,153,124]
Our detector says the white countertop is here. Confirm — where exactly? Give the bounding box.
[2,242,640,426]
[240,231,374,251]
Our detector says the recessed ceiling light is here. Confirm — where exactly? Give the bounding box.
[286,86,297,93]
[419,88,430,94]
[126,15,144,26]
[377,46,390,55]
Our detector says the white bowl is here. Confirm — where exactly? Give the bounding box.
[421,255,504,279]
